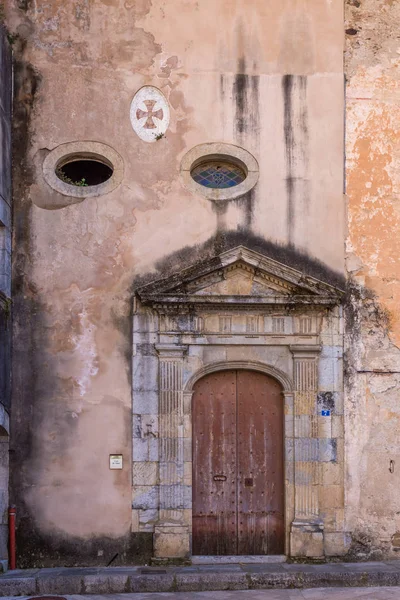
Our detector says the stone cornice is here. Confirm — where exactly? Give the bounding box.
[137,246,344,312]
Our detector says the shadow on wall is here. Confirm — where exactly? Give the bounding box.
[133,230,346,291]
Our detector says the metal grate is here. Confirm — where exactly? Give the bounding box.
[140,568,167,574]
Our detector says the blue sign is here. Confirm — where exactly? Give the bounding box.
[321,410,331,417]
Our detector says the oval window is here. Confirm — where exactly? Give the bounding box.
[56,156,113,187]
[191,161,246,189]
[42,141,124,199]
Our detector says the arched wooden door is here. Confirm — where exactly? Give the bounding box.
[192,369,284,555]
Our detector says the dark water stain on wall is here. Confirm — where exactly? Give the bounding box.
[283,74,295,242]
[133,230,346,292]
[233,57,260,141]
[231,58,260,229]
[16,516,152,567]
[282,74,310,244]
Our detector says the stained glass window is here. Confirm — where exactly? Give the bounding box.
[191,161,246,189]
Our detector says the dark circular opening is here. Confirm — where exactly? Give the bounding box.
[56,159,113,187]
[191,160,246,190]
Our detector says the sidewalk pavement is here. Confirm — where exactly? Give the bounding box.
[2,589,400,600]
[0,561,400,596]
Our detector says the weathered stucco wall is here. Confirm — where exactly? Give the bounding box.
[4,0,344,565]
[345,0,400,559]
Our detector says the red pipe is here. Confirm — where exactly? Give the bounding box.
[8,506,16,570]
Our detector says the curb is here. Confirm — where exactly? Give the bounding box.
[1,566,400,595]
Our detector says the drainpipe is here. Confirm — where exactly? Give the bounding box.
[8,506,16,570]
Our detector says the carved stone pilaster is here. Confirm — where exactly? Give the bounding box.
[154,345,189,559]
[290,345,324,558]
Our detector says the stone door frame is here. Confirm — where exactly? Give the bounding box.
[133,327,328,559]
[132,246,344,560]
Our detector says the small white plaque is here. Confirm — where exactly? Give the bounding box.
[109,454,123,470]
[130,86,170,143]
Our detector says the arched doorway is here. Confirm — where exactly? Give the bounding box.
[192,369,284,555]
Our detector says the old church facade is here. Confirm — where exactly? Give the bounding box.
[1,0,399,565]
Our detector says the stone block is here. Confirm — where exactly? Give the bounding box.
[290,527,324,558]
[184,461,192,485]
[132,461,158,485]
[132,413,158,439]
[159,484,191,509]
[83,573,129,594]
[332,415,344,438]
[175,572,248,592]
[159,508,190,527]
[317,391,338,412]
[317,415,332,438]
[285,393,294,412]
[133,312,159,333]
[319,349,343,392]
[132,390,159,414]
[183,508,192,530]
[132,437,159,462]
[336,437,344,463]
[324,532,351,556]
[184,438,192,461]
[294,438,319,461]
[37,575,83,595]
[159,413,184,435]
[184,414,191,438]
[319,438,337,462]
[294,465,313,485]
[132,485,159,509]
[0,33,12,118]
[285,459,294,482]
[139,508,158,532]
[0,229,10,253]
[202,346,228,364]
[131,509,140,532]
[0,577,36,596]
[184,484,192,508]
[0,198,10,229]
[133,331,158,344]
[294,415,313,438]
[129,574,175,593]
[0,273,10,298]
[0,249,10,277]
[160,462,181,485]
[318,461,343,486]
[0,113,11,205]
[286,437,294,461]
[132,356,159,392]
[321,507,345,533]
[319,484,344,509]
[154,525,190,558]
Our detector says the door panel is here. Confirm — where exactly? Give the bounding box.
[192,369,284,555]
[192,370,237,555]
[237,370,284,555]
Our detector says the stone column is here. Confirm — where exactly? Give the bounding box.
[154,344,190,559]
[290,344,324,558]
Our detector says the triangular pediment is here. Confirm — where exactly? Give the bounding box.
[137,246,343,310]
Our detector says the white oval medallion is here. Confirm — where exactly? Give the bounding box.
[130,86,170,143]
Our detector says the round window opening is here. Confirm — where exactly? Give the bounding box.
[56,155,113,187]
[191,161,246,189]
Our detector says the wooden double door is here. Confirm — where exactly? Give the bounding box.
[192,369,284,555]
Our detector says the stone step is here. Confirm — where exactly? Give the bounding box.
[0,562,400,596]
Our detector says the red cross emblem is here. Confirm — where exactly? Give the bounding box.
[136,99,164,129]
